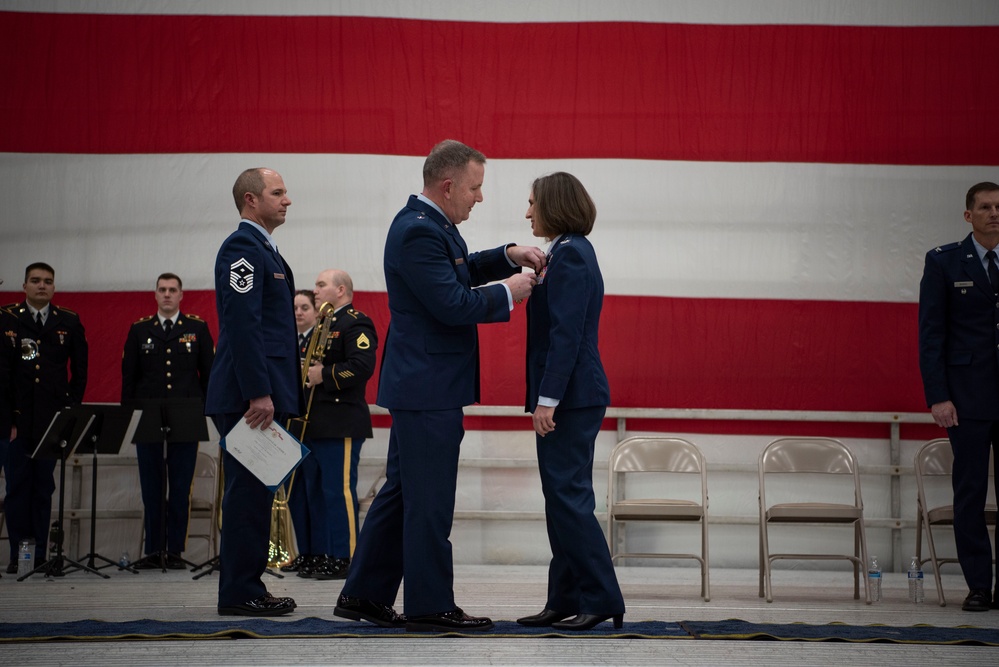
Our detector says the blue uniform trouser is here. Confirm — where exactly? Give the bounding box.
[135,440,198,556]
[212,413,280,608]
[4,438,56,562]
[536,406,625,616]
[305,436,364,559]
[287,450,326,556]
[947,418,999,592]
[341,408,461,617]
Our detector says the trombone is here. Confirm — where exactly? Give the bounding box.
[268,301,336,568]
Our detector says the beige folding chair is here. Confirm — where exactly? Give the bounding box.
[138,450,220,559]
[914,438,997,607]
[187,450,221,559]
[758,437,871,604]
[607,436,710,601]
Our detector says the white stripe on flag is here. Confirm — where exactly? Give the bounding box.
[0,153,988,301]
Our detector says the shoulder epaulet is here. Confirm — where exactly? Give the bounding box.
[346,308,371,320]
[54,305,78,316]
[933,241,962,254]
[134,314,156,325]
[184,313,205,322]
[1,303,16,311]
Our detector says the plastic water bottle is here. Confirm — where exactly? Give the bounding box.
[908,556,925,603]
[17,540,33,576]
[867,555,882,602]
[119,551,131,569]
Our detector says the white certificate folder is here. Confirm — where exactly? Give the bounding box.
[220,419,310,491]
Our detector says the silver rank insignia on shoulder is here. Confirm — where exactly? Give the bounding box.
[357,333,371,349]
[230,258,254,293]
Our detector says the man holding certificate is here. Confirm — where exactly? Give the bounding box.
[205,168,305,617]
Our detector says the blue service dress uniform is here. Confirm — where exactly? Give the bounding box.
[205,221,304,608]
[341,195,519,617]
[918,232,999,595]
[4,302,88,563]
[525,233,625,618]
[121,312,215,558]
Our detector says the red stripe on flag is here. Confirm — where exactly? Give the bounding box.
[1,14,996,164]
[2,290,925,420]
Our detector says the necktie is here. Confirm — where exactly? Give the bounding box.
[163,319,173,334]
[987,250,999,294]
[35,311,42,326]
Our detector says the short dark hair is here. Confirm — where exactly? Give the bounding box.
[966,182,999,210]
[156,272,183,290]
[423,140,486,188]
[530,172,597,237]
[233,168,267,214]
[24,262,55,282]
[295,289,316,307]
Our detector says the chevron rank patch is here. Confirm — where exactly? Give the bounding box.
[230,258,254,293]
[357,333,371,349]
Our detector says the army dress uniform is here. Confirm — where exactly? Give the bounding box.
[5,302,88,565]
[0,307,18,529]
[293,305,376,578]
[121,313,214,562]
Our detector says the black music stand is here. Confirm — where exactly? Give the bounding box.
[127,398,209,573]
[63,404,139,574]
[19,410,108,580]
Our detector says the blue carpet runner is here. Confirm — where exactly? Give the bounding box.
[0,618,996,644]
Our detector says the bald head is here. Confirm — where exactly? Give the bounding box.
[314,269,354,309]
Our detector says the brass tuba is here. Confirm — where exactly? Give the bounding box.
[267,301,336,568]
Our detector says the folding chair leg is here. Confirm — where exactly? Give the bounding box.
[924,515,947,607]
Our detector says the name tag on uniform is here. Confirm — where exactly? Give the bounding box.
[454,258,465,265]
[954,281,974,287]
[274,273,285,279]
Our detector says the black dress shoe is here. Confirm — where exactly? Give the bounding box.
[516,608,573,627]
[5,562,16,574]
[552,613,624,631]
[308,557,350,581]
[334,594,406,627]
[406,607,494,632]
[133,557,163,570]
[218,594,297,617]
[262,592,297,608]
[165,553,188,570]
[962,589,992,612]
[280,554,311,573]
[294,555,323,578]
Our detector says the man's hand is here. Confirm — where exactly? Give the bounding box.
[532,405,556,437]
[306,363,324,388]
[244,395,275,430]
[508,244,547,272]
[930,401,958,429]
[505,272,537,303]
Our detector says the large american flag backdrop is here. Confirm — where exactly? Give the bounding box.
[2,1,997,441]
